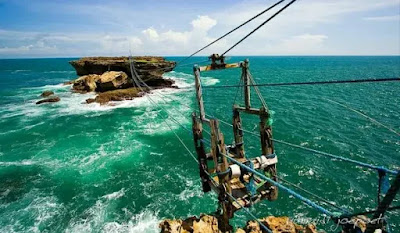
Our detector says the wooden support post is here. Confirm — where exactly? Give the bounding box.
[259,108,273,155]
[210,119,233,231]
[192,112,211,193]
[365,171,400,233]
[194,65,206,121]
[242,59,251,109]
[232,107,245,158]
[259,107,278,201]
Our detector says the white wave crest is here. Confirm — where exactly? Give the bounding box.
[102,210,160,233]
[102,189,125,200]
[0,160,36,166]
[66,197,159,233]
[0,192,65,233]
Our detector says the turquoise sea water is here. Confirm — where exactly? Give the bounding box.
[0,56,399,232]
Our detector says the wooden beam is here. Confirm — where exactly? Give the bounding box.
[232,108,245,158]
[199,62,241,72]
[193,65,206,121]
[210,119,233,231]
[259,107,278,201]
[242,59,251,109]
[235,106,269,116]
[192,112,211,193]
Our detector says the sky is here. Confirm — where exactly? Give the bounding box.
[0,0,399,58]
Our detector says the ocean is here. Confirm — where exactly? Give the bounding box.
[0,56,399,232]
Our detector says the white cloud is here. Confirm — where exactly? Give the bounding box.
[142,27,159,41]
[274,34,330,55]
[138,15,225,55]
[0,0,399,57]
[191,15,217,31]
[363,15,400,22]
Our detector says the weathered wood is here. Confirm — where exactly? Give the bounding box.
[243,59,251,109]
[210,119,233,231]
[232,108,245,158]
[235,106,269,116]
[199,62,241,72]
[192,112,211,192]
[192,57,280,228]
[193,66,206,121]
[259,107,278,201]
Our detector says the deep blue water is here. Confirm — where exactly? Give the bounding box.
[0,56,399,232]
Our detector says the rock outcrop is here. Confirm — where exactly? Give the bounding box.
[91,88,147,105]
[66,56,176,104]
[40,90,54,97]
[72,71,133,93]
[69,56,175,84]
[36,96,60,105]
[159,215,319,233]
[72,74,100,93]
[95,71,131,92]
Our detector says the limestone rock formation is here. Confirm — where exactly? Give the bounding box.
[36,96,60,105]
[72,71,133,93]
[40,90,54,97]
[72,74,100,93]
[159,215,320,233]
[262,216,300,233]
[69,56,175,87]
[88,88,146,105]
[95,71,131,92]
[66,56,176,104]
[160,214,220,233]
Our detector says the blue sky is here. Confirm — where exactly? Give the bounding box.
[0,0,399,58]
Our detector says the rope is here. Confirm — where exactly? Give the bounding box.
[341,205,400,218]
[202,77,400,89]
[167,119,199,164]
[221,0,298,56]
[135,59,209,73]
[130,62,214,139]
[248,72,268,111]
[272,138,398,175]
[325,98,400,137]
[276,175,350,213]
[232,69,244,105]
[129,57,202,167]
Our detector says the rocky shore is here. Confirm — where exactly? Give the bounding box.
[159,214,319,233]
[37,56,176,105]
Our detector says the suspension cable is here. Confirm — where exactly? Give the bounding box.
[208,113,398,175]
[221,0,298,56]
[276,175,349,213]
[177,0,285,65]
[272,138,398,175]
[202,77,400,89]
[129,57,199,162]
[325,98,400,137]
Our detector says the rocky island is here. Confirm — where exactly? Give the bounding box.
[37,56,176,105]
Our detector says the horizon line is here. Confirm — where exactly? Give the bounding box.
[1,54,400,60]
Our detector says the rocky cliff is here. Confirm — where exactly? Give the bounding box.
[66,56,176,104]
[69,56,175,81]
[159,214,319,233]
